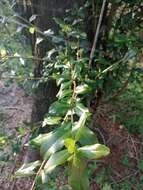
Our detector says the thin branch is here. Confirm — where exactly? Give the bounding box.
[30,160,46,190]
[0,55,44,61]
[89,0,107,68]
[0,75,52,81]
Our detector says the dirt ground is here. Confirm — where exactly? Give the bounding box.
[0,78,33,190]
[91,112,143,190]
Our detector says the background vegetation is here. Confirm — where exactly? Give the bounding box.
[0,0,143,190]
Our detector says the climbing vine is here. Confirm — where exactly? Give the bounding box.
[16,3,110,190]
[15,0,143,189]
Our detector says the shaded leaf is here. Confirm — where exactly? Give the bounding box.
[68,159,89,190]
[78,127,97,146]
[49,101,70,116]
[75,102,90,116]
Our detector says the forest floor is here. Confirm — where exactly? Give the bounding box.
[92,112,143,190]
[0,76,143,190]
[0,76,33,190]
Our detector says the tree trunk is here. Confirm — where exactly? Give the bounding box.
[13,0,84,163]
[25,0,84,123]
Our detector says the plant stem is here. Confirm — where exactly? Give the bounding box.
[89,0,107,68]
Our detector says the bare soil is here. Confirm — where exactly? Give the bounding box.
[0,78,33,190]
[91,112,143,190]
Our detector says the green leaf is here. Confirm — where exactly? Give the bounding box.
[44,29,54,36]
[40,129,65,156]
[56,81,72,99]
[64,138,76,154]
[42,116,62,127]
[68,159,90,190]
[43,132,70,160]
[44,150,70,174]
[57,89,72,99]
[0,49,6,57]
[15,161,41,177]
[29,27,36,34]
[73,113,87,133]
[75,84,92,95]
[72,112,89,141]
[41,169,48,184]
[31,132,53,146]
[78,144,110,160]
[138,160,143,171]
[102,183,113,190]
[78,127,97,146]
[49,101,70,116]
[29,14,37,22]
[36,37,43,45]
[75,103,90,116]
[54,18,71,33]
[32,123,72,159]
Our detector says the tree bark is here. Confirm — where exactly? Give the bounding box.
[25,0,84,123]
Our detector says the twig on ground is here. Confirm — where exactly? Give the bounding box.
[129,134,139,161]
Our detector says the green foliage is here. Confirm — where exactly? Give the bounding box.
[13,0,143,189]
[16,161,41,177]
[0,0,33,89]
[113,74,143,134]
[16,3,111,189]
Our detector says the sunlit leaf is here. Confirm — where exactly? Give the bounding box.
[36,37,43,45]
[20,57,25,65]
[75,84,92,95]
[29,27,36,34]
[75,102,90,116]
[72,112,89,142]
[31,132,53,146]
[44,29,54,36]
[78,144,110,159]
[29,14,37,22]
[15,161,41,177]
[41,169,48,184]
[57,89,72,99]
[43,129,71,160]
[0,49,6,57]
[42,116,62,127]
[44,150,70,174]
[38,125,71,158]
[64,138,76,154]
[0,136,7,146]
[14,52,20,57]
[40,131,63,156]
